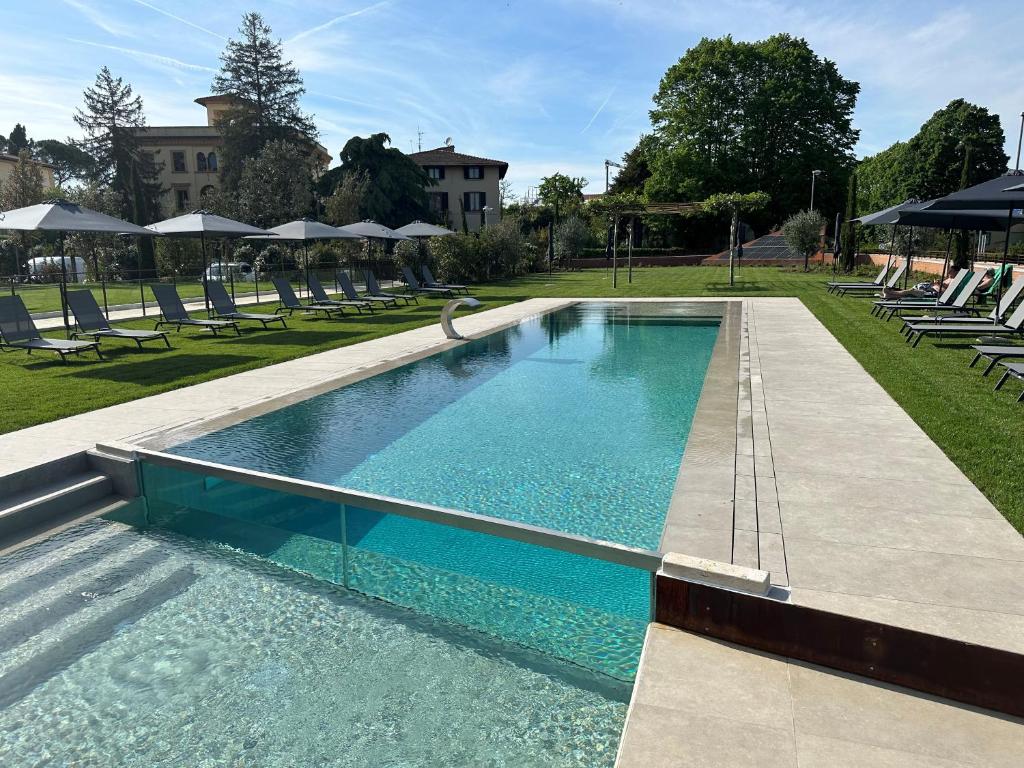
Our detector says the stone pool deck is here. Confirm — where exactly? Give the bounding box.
[1,295,1022,765]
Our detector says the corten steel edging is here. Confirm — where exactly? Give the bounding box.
[656,575,1024,719]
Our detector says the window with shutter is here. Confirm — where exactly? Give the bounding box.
[441,192,449,210]
[464,166,483,180]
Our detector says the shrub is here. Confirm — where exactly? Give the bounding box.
[781,209,826,271]
[554,215,593,264]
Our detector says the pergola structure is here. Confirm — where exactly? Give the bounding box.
[600,201,703,287]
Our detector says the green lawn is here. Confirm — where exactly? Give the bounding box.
[2,265,1021,533]
[11,280,207,314]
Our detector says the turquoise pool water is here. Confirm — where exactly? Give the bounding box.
[0,518,630,767]
[172,302,721,550]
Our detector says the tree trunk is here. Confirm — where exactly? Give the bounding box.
[728,208,738,286]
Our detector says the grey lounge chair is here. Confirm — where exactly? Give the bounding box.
[151,283,241,336]
[826,264,888,294]
[401,265,453,296]
[421,265,470,295]
[904,301,1024,348]
[336,271,398,308]
[365,270,417,305]
[272,277,344,318]
[993,362,1024,401]
[969,344,1024,376]
[0,294,103,362]
[66,289,170,348]
[900,276,1024,335]
[306,274,372,314]
[888,270,987,328]
[206,281,287,329]
[872,269,976,321]
[835,263,907,297]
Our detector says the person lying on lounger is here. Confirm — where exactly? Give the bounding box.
[881,265,958,300]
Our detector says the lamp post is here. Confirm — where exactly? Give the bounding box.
[604,160,622,270]
[810,169,823,211]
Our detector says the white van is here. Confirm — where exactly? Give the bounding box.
[26,256,87,283]
[204,261,255,282]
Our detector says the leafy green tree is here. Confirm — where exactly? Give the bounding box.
[212,12,317,192]
[5,123,32,155]
[35,140,96,186]
[324,169,370,226]
[648,34,859,225]
[554,215,593,264]
[225,140,314,228]
[64,182,131,278]
[0,149,44,210]
[855,142,910,216]
[538,172,587,219]
[321,133,430,227]
[609,135,655,194]
[73,67,163,272]
[782,209,826,271]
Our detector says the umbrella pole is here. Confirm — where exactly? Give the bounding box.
[228,239,236,303]
[939,229,953,305]
[201,232,211,318]
[904,226,913,289]
[59,232,70,338]
[304,242,310,298]
[995,208,1014,322]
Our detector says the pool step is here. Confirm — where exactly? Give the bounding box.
[0,471,128,556]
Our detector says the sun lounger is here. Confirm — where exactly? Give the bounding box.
[306,274,372,313]
[365,271,417,305]
[899,276,1024,334]
[872,269,976,321]
[993,361,1024,401]
[401,266,454,296]
[336,271,398,308]
[271,277,345,318]
[66,289,170,348]
[151,283,241,336]
[969,344,1024,376]
[421,265,470,294]
[206,281,287,329]
[0,294,103,362]
[904,301,1024,347]
[826,263,889,294]
[834,263,907,297]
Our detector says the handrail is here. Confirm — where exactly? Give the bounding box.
[109,444,665,573]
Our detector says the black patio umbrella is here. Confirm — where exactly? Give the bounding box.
[245,219,361,297]
[923,171,1024,318]
[0,199,157,335]
[893,208,1024,292]
[146,211,272,313]
[853,199,928,287]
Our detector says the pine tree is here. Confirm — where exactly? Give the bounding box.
[73,67,163,272]
[953,144,974,268]
[841,171,858,271]
[212,12,317,191]
[5,123,32,155]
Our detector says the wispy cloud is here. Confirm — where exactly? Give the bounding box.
[580,88,614,134]
[286,1,390,43]
[66,39,217,74]
[61,0,136,38]
[126,0,227,41]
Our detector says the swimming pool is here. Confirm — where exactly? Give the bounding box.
[170,302,721,550]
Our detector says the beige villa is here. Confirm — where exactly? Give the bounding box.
[408,145,508,232]
[133,95,331,215]
[0,153,55,191]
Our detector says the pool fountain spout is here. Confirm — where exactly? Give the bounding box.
[440,297,482,340]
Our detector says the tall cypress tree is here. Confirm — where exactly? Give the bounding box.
[73,67,163,272]
[953,145,973,268]
[212,12,317,192]
[840,171,858,271]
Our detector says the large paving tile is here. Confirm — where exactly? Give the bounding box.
[788,662,1024,768]
[659,523,732,561]
[632,628,793,730]
[794,732,973,767]
[781,502,1024,560]
[784,537,1024,616]
[616,704,798,768]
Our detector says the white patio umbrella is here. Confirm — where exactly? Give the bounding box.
[245,218,361,297]
[338,220,410,286]
[146,210,272,313]
[0,199,157,335]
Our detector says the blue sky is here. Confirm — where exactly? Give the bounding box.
[2,0,1023,197]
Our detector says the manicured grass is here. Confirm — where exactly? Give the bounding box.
[2,265,1021,532]
[11,280,207,314]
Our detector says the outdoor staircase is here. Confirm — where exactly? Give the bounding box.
[0,452,135,556]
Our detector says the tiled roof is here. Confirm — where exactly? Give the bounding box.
[408,146,508,178]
